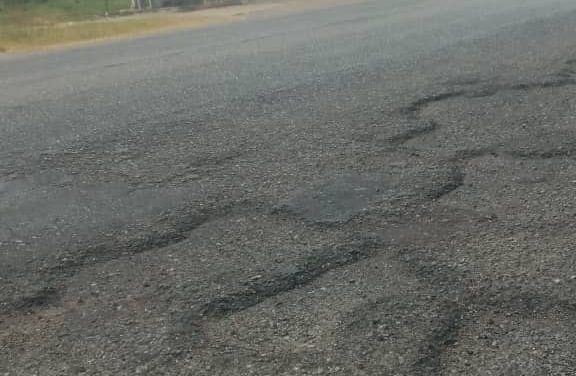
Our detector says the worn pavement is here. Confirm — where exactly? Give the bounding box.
[2,0,576,374]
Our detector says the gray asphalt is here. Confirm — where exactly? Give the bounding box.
[2,0,576,374]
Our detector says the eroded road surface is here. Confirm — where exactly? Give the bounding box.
[3,0,576,374]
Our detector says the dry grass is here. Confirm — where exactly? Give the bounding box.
[0,8,242,52]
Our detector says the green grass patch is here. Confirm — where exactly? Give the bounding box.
[0,0,248,51]
[0,0,135,50]
[0,0,130,22]
[0,1,242,51]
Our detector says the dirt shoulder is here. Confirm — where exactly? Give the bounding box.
[0,4,257,53]
[0,0,363,53]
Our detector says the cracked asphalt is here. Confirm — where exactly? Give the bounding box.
[2,0,576,374]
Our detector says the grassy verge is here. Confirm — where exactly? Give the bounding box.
[0,0,130,20]
[0,0,241,52]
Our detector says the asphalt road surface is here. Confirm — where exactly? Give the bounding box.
[3,0,576,374]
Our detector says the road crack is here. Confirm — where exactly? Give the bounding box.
[198,237,382,318]
[4,200,259,315]
[394,59,576,149]
[388,120,441,145]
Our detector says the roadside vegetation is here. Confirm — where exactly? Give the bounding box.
[0,0,240,52]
